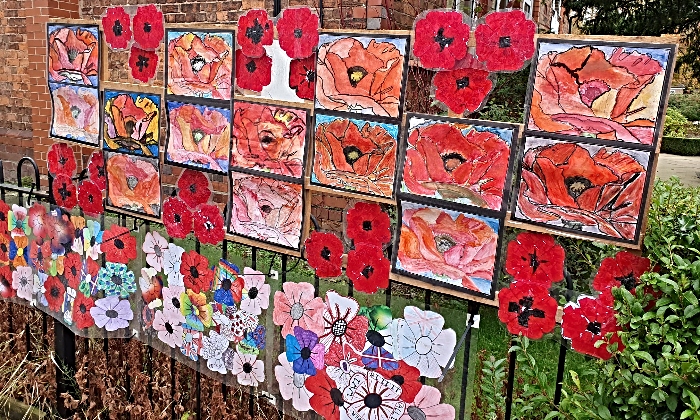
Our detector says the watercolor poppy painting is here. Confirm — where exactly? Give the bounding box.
[315,33,409,119]
[513,136,651,243]
[400,115,518,212]
[166,101,231,173]
[229,172,304,250]
[312,113,399,198]
[50,83,100,145]
[526,39,675,146]
[166,30,234,100]
[394,200,500,296]
[231,101,308,179]
[103,90,160,157]
[47,24,99,86]
[105,152,161,216]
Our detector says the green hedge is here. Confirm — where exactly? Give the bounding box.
[660,136,700,156]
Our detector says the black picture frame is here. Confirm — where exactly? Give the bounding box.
[102,89,162,159]
[46,23,101,89]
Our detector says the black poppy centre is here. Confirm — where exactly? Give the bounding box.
[112,20,123,36]
[248,286,259,299]
[347,66,368,88]
[522,249,548,275]
[442,152,466,173]
[70,265,78,277]
[300,345,312,360]
[0,243,7,254]
[305,69,316,83]
[172,297,180,309]
[364,393,383,409]
[320,246,332,261]
[189,265,200,279]
[456,76,470,90]
[173,213,182,223]
[114,238,125,250]
[586,321,602,335]
[406,406,427,420]
[143,22,152,33]
[565,176,593,199]
[508,295,546,327]
[331,319,348,337]
[362,220,373,231]
[245,18,267,44]
[498,36,511,48]
[294,28,303,39]
[433,27,453,51]
[105,309,119,319]
[242,362,253,373]
[390,374,405,386]
[615,272,638,290]
[360,264,374,279]
[136,55,150,72]
[221,278,232,291]
[111,274,123,286]
[57,182,72,201]
[246,59,257,74]
[343,145,364,165]
[165,321,174,334]
[366,330,385,348]
[78,303,88,314]
[330,388,344,407]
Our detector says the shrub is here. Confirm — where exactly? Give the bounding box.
[660,136,700,156]
[663,107,690,138]
[668,94,700,122]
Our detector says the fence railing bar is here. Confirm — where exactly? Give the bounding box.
[170,349,176,419]
[222,238,229,403]
[458,302,481,420]
[504,338,517,420]
[554,269,575,406]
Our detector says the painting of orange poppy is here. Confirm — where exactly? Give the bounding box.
[103,90,160,156]
[312,113,398,198]
[48,24,99,86]
[105,152,161,216]
[166,30,234,100]
[315,33,409,119]
[50,83,99,145]
[232,101,308,179]
[512,136,651,243]
[394,200,500,297]
[526,39,675,146]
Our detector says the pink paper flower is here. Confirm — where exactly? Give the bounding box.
[400,385,455,420]
[273,281,325,337]
[153,309,184,348]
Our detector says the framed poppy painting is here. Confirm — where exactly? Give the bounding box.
[49,83,100,145]
[103,90,160,157]
[312,113,399,199]
[105,152,162,217]
[525,38,677,148]
[165,29,234,100]
[47,24,100,87]
[165,100,232,174]
[398,114,520,213]
[315,32,410,120]
[231,100,309,180]
[393,200,501,298]
[512,135,653,245]
[228,172,304,250]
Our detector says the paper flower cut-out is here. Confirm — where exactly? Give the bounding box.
[474,9,536,72]
[132,5,164,50]
[505,232,565,285]
[400,385,455,420]
[320,291,369,367]
[561,295,625,360]
[276,7,319,59]
[346,244,390,294]
[91,295,133,331]
[96,262,137,298]
[304,231,343,278]
[193,204,225,245]
[240,267,270,315]
[87,150,106,191]
[413,10,470,70]
[72,294,95,329]
[77,180,103,216]
[129,45,159,82]
[229,352,265,386]
[306,369,346,420]
[286,326,325,375]
[154,309,184,348]
[52,174,77,210]
[180,250,213,293]
[162,197,194,239]
[48,143,77,177]
[433,68,493,115]
[103,7,132,50]
[237,9,274,58]
[101,225,137,264]
[236,50,272,92]
[497,281,557,339]
[275,353,313,411]
[177,169,211,209]
[346,202,391,246]
[273,281,325,337]
[592,251,652,305]
[289,55,316,100]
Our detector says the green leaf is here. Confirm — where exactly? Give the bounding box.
[684,291,699,306]
[632,351,655,365]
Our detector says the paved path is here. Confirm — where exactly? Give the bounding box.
[655,153,700,187]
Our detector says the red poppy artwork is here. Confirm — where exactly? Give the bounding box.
[231,101,308,179]
[315,34,408,119]
[48,143,77,177]
[52,174,77,210]
[162,196,194,239]
[87,150,106,191]
[304,231,343,278]
[235,50,272,93]
[345,202,391,246]
[592,251,653,305]
[237,9,274,58]
[48,24,99,86]
[50,83,99,145]
[132,5,164,50]
[289,55,316,101]
[346,244,390,294]
[103,90,160,156]
[102,7,132,50]
[497,281,557,339]
[229,172,304,249]
[276,7,319,59]
[313,114,398,198]
[401,115,516,211]
[412,10,470,70]
[395,201,500,295]
[474,10,536,72]
[77,180,104,216]
[433,68,493,116]
[527,40,673,145]
[514,137,650,243]
[177,169,212,209]
[505,232,565,286]
[561,295,625,360]
[167,30,233,100]
[129,46,159,83]
[105,152,161,216]
[166,101,231,173]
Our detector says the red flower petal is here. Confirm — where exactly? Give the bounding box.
[276,7,319,59]
[376,361,422,403]
[289,55,316,100]
[561,295,625,360]
[73,294,95,329]
[474,10,536,72]
[433,68,493,115]
[162,197,194,239]
[132,5,164,50]
[235,50,272,92]
[88,150,106,191]
[346,244,390,294]
[48,143,77,177]
[345,202,391,245]
[237,9,274,58]
[180,250,213,293]
[505,232,565,285]
[63,252,82,289]
[0,266,14,298]
[102,7,132,50]
[101,224,137,264]
[592,251,651,305]
[413,10,470,70]
[497,281,557,339]
[306,369,344,420]
[177,169,212,209]
[304,231,343,278]
[129,46,159,83]
[44,275,65,312]
[52,174,77,210]
[193,204,225,245]
[78,180,104,216]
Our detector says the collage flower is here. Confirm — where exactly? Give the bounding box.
[9,205,31,238]
[96,262,137,298]
[275,352,313,412]
[162,197,194,239]
[235,50,272,92]
[320,291,369,366]
[345,202,391,246]
[72,294,95,329]
[200,330,230,374]
[142,231,168,271]
[306,369,347,420]
[63,252,82,289]
[562,295,625,360]
[43,275,65,311]
[48,142,77,177]
[193,204,225,245]
[229,352,265,386]
[180,250,213,293]
[273,281,325,337]
[288,55,316,100]
[12,266,33,301]
[161,286,187,323]
[52,174,77,210]
[592,251,652,305]
[0,233,10,264]
[82,220,103,261]
[286,326,325,375]
[346,244,391,294]
[87,150,107,191]
[505,232,565,285]
[140,267,163,307]
[177,169,212,208]
[343,371,406,420]
[433,68,493,115]
[180,289,213,331]
[10,235,29,267]
[213,259,244,306]
[240,267,270,315]
[276,7,318,59]
[91,295,134,332]
[180,327,203,361]
[237,9,273,58]
[154,309,185,348]
[129,46,159,82]
[132,4,164,50]
[304,231,343,278]
[474,10,536,72]
[413,10,470,70]
[377,361,422,403]
[498,281,558,340]
[101,225,137,264]
[77,180,103,216]
[102,7,131,50]
[27,203,47,238]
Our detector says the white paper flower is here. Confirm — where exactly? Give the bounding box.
[153,309,184,348]
[161,285,187,324]
[12,266,33,302]
[91,295,133,332]
[162,243,185,286]
[229,351,265,386]
[201,330,230,374]
[142,231,169,271]
[239,267,270,315]
[392,306,456,378]
[343,370,405,420]
[274,353,312,411]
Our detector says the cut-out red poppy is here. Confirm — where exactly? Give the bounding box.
[132,4,164,50]
[376,361,422,403]
[73,294,95,329]
[235,50,272,92]
[276,7,319,59]
[304,231,343,278]
[237,9,274,58]
[193,204,225,245]
[177,169,211,209]
[87,150,106,191]
[305,369,344,420]
[162,197,194,239]
[592,251,652,305]
[129,46,159,83]
[48,143,77,177]
[345,202,391,246]
[498,281,557,339]
[52,174,77,210]
[78,180,104,216]
[505,232,565,286]
[289,55,316,100]
[413,10,470,70]
[561,295,625,360]
[63,252,82,289]
[103,7,132,50]
[101,224,137,264]
[44,275,64,311]
[475,10,536,72]
[180,250,213,293]
[346,244,390,294]
[433,68,493,115]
